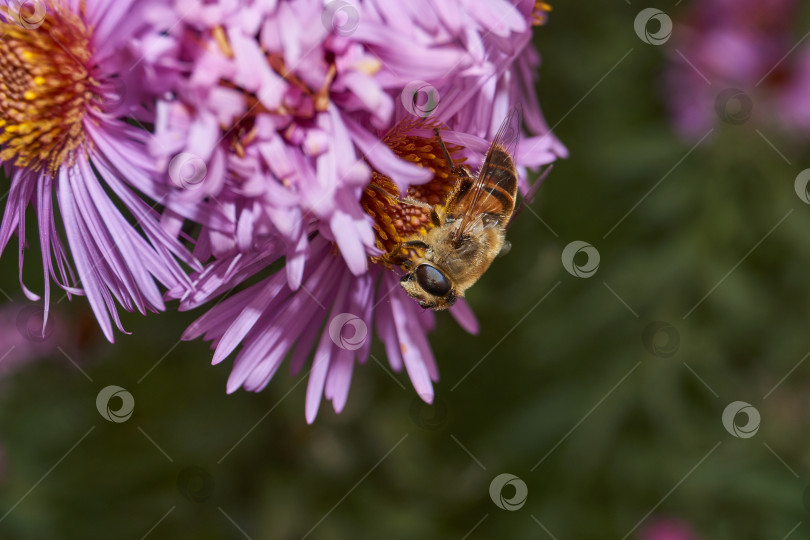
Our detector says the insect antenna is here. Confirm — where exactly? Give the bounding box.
[433,127,456,170]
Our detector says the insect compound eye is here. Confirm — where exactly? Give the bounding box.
[415,264,451,297]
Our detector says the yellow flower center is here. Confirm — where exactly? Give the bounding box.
[0,2,95,174]
[361,119,466,265]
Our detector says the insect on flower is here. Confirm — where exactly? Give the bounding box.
[374,107,525,310]
[139,0,565,421]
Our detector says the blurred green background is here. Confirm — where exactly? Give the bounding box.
[3,1,810,538]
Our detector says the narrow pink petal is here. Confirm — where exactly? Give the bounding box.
[375,274,404,372]
[326,352,354,414]
[289,320,321,376]
[212,271,288,364]
[305,331,335,423]
[305,273,352,422]
[227,254,339,390]
[390,292,433,402]
[183,282,263,341]
[330,212,368,275]
[285,232,308,290]
[343,115,432,192]
[57,167,114,342]
[450,298,480,335]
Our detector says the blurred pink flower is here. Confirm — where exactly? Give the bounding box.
[665,0,810,136]
[640,518,699,540]
[0,303,64,378]
[140,0,566,421]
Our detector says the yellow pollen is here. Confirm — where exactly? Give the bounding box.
[360,118,466,266]
[213,26,234,58]
[354,58,382,76]
[532,1,552,26]
[0,3,95,174]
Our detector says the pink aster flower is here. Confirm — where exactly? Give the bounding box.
[0,0,201,341]
[665,0,809,137]
[142,0,565,421]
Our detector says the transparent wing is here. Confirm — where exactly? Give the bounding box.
[454,105,521,241]
[505,163,553,230]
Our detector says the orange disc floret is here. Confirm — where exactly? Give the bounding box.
[361,119,466,265]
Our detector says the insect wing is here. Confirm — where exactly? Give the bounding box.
[454,106,521,238]
[505,163,553,230]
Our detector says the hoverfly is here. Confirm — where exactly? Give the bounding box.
[377,107,523,310]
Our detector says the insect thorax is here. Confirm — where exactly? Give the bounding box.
[430,224,501,280]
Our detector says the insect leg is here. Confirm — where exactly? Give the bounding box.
[368,184,434,211]
[387,239,428,268]
[401,239,430,250]
[433,127,455,169]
